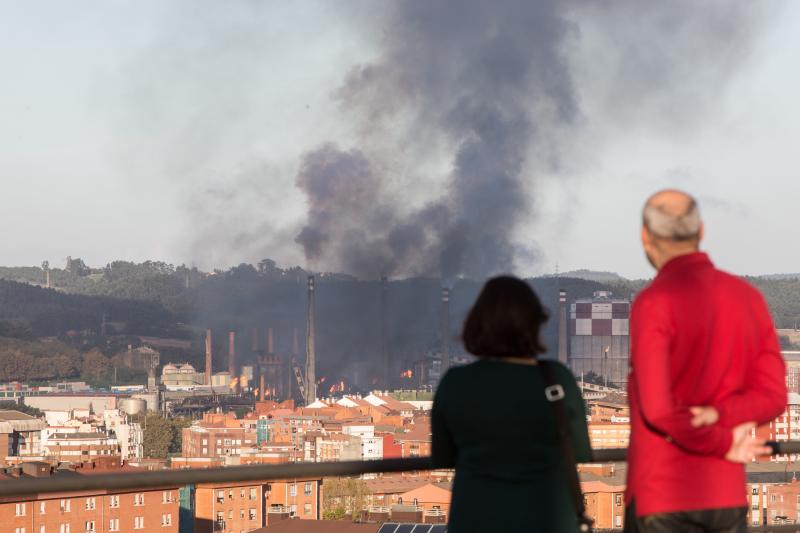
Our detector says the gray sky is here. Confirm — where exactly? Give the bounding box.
[1,1,798,280]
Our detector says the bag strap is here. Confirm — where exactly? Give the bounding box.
[539,360,594,533]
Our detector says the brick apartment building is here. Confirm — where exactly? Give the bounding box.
[579,464,626,530]
[264,478,322,526]
[754,392,800,462]
[0,461,179,533]
[192,478,322,533]
[182,414,257,459]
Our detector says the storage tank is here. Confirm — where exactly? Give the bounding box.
[133,392,160,413]
[119,398,147,416]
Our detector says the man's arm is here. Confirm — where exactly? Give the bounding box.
[631,293,732,457]
[715,292,787,428]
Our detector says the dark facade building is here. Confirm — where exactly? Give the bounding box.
[568,291,631,388]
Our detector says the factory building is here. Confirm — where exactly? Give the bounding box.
[567,291,631,389]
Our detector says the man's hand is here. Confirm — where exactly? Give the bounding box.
[690,406,719,427]
[725,422,773,463]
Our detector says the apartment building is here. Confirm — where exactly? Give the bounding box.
[181,414,257,459]
[194,482,264,533]
[0,461,179,533]
[263,479,322,526]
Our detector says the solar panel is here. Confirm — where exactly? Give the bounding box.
[395,525,415,533]
[410,526,432,533]
[429,526,448,533]
[377,524,399,533]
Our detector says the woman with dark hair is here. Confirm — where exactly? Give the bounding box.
[432,276,591,532]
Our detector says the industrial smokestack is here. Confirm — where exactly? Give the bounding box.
[228,331,238,393]
[381,276,390,389]
[558,290,568,365]
[305,275,317,404]
[441,287,450,375]
[267,327,274,355]
[251,327,259,353]
[205,328,213,386]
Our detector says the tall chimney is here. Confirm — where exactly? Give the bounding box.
[381,276,390,389]
[259,374,266,402]
[267,327,275,354]
[305,275,317,405]
[228,331,237,392]
[558,290,568,365]
[204,328,213,386]
[441,287,451,375]
[251,327,259,353]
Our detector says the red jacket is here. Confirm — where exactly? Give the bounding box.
[626,252,786,516]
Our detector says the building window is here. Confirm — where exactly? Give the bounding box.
[249,488,257,500]
[304,482,313,495]
[16,503,26,516]
[249,509,257,520]
[109,495,119,508]
[289,484,297,497]
[109,518,120,531]
[304,503,312,516]
[85,497,96,510]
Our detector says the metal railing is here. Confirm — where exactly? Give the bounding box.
[2,441,800,531]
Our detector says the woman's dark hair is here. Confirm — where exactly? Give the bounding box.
[462,275,549,358]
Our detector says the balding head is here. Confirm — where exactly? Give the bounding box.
[641,189,704,270]
[643,189,702,242]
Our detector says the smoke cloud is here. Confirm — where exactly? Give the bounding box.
[294,0,771,280]
[111,1,774,278]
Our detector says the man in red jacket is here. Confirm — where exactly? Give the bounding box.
[625,190,786,533]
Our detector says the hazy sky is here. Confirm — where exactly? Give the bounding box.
[1,1,798,280]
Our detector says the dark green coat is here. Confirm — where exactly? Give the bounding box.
[432,359,592,532]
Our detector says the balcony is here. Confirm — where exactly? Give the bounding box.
[2,443,800,532]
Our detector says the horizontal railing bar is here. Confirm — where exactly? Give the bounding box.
[0,440,795,505]
[0,457,434,498]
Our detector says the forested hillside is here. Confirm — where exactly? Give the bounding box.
[1,259,799,381]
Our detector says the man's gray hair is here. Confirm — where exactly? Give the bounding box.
[643,198,702,241]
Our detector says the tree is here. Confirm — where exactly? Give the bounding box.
[82,349,112,381]
[140,414,174,458]
[322,477,371,521]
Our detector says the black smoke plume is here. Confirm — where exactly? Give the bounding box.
[295,0,771,280]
